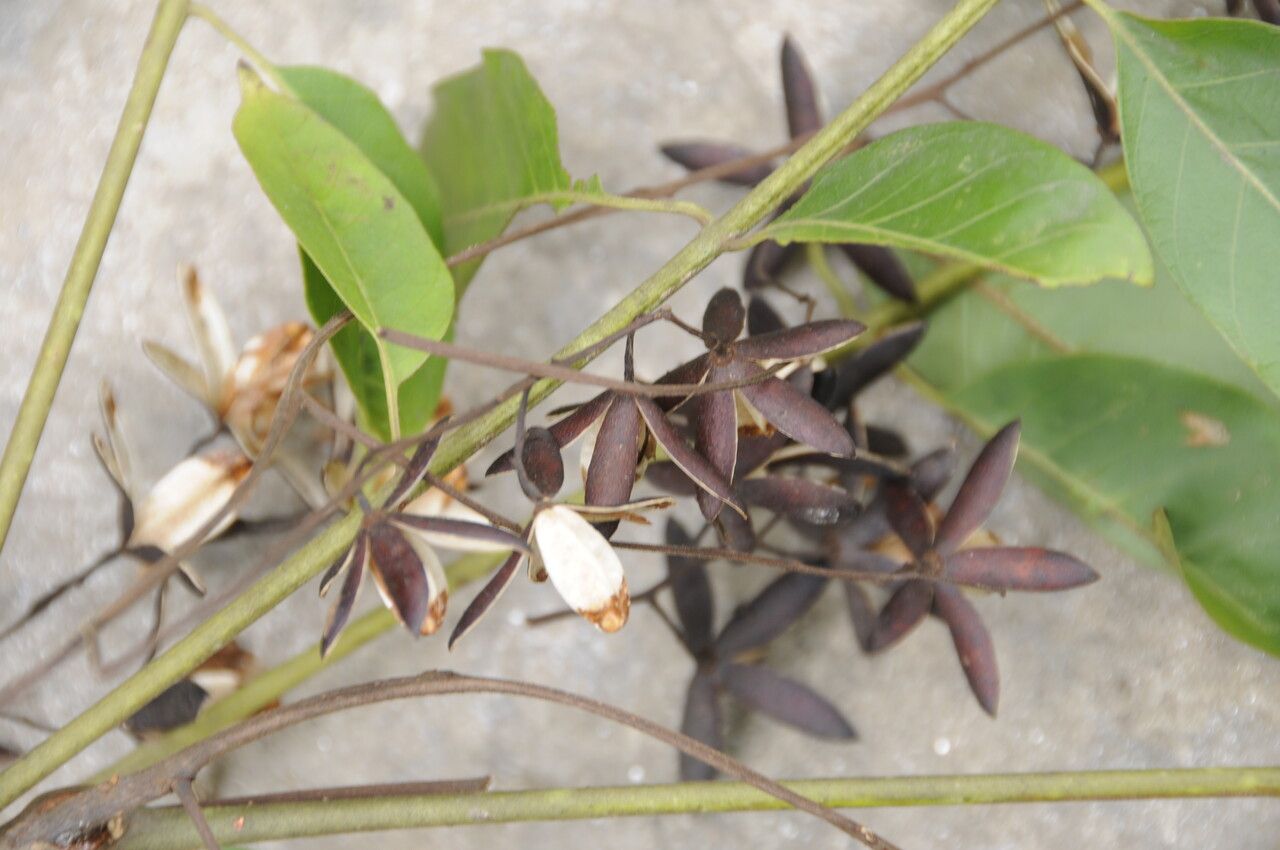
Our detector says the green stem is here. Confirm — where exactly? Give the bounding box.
[95,552,505,780]
[0,0,190,555]
[114,767,1280,849]
[453,190,714,225]
[0,0,1001,809]
[187,3,295,95]
[806,243,862,319]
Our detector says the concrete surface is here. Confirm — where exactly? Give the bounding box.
[2,1,1277,848]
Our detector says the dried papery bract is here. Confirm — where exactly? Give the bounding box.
[1046,0,1119,153]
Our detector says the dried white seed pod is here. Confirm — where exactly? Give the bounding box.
[531,504,629,633]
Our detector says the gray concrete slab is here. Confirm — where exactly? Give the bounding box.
[1,1,1277,848]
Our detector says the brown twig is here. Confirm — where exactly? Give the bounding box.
[207,777,493,807]
[173,778,220,850]
[3,672,897,850]
[890,0,1086,112]
[380,329,785,397]
[611,540,898,585]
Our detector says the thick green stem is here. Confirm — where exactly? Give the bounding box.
[0,0,1001,809]
[0,0,190,554]
[114,767,1280,849]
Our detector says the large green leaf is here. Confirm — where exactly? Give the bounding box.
[276,66,451,438]
[901,233,1280,655]
[908,247,1274,404]
[947,355,1280,656]
[233,67,453,437]
[1101,11,1280,398]
[419,49,572,290]
[762,122,1153,288]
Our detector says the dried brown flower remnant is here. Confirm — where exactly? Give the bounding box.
[143,265,332,506]
[318,438,528,655]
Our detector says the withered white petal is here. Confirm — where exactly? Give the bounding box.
[181,266,236,403]
[531,505,629,632]
[577,419,601,485]
[98,382,134,496]
[734,388,772,435]
[412,535,449,636]
[128,450,250,553]
[567,496,675,521]
[398,489,507,552]
[142,340,212,408]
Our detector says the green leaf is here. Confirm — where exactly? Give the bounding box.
[275,67,452,438]
[419,49,572,290]
[907,245,1274,403]
[904,219,1280,654]
[1100,11,1280,399]
[762,122,1153,288]
[944,355,1280,656]
[233,67,453,437]
[301,255,448,438]
[280,66,445,247]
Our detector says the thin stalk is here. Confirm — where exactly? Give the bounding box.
[0,0,190,554]
[450,190,713,226]
[806,243,862,318]
[187,3,294,95]
[0,0,1001,808]
[114,766,1280,850]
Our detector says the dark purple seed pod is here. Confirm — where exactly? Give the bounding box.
[366,522,430,633]
[702,288,746,346]
[943,547,1099,592]
[659,140,775,186]
[666,519,715,655]
[743,240,798,291]
[679,670,722,781]
[124,679,210,738]
[840,244,918,303]
[867,579,934,652]
[780,35,822,138]
[519,426,565,499]
[932,584,999,716]
[910,447,956,503]
[935,420,1020,554]
[722,663,856,739]
[882,480,935,558]
[746,295,786,336]
[715,572,827,657]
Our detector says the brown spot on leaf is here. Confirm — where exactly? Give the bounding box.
[1179,410,1229,447]
[383,195,395,210]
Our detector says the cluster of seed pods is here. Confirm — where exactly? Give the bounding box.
[452,276,1097,783]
